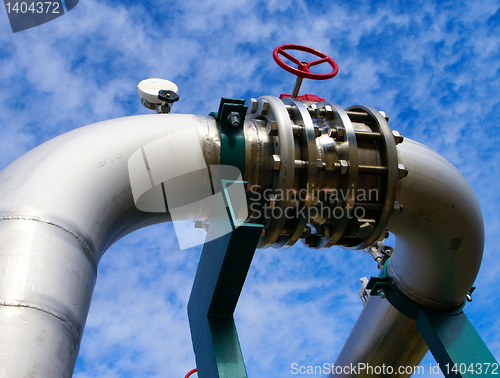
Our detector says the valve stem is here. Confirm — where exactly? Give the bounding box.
[291,76,303,98]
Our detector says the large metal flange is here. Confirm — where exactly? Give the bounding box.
[312,102,360,248]
[246,96,295,248]
[345,105,400,249]
[279,98,318,247]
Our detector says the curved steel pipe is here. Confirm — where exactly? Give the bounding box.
[0,114,220,377]
[244,98,484,377]
[0,97,485,377]
[329,139,484,377]
[328,297,428,378]
[388,139,484,311]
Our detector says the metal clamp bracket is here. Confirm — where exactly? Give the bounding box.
[187,221,262,378]
[365,261,455,320]
[210,98,248,180]
[187,172,262,377]
[368,261,498,378]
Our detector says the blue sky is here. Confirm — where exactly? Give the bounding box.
[1,0,500,377]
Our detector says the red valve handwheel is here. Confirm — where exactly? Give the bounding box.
[273,44,339,80]
[184,368,197,378]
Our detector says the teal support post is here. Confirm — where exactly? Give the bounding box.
[367,260,499,378]
[188,97,262,377]
[187,224,262,378]
[416,310,499,377]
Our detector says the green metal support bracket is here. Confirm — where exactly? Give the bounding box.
[210,98,248,181]
[416,310,498,377]
[367,261,499,377]
[187,223,262,378]
[187,156,262,377]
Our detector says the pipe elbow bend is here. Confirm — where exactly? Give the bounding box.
[387,139,484,311]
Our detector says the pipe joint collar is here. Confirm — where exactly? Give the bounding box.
[367,259,466,319]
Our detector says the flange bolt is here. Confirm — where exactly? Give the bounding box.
[377,289,387,299]
[227,112,241,128]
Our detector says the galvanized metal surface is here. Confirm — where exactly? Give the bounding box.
[327,296,428,378]
[245,96,402,249]
[0,95,487,377]
[388,139,484,311]
[330,138,485,376]
[0,114,220,377]
[246,96,295,247]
